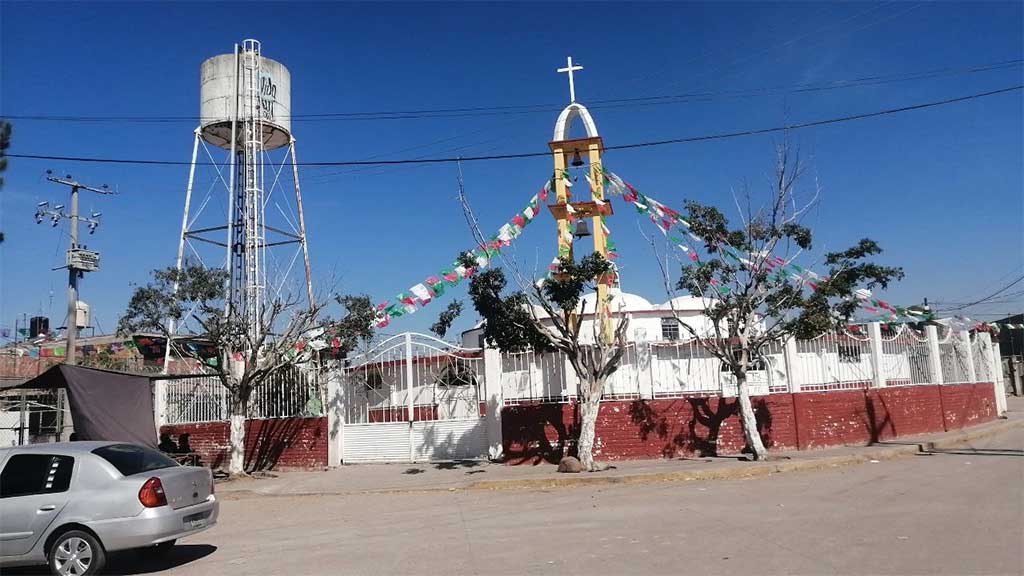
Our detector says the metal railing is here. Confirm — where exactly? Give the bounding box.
[880,325,932,386]
[342,333,485,424]
[162,326,998,424]
[496,325,994,404]
[163,366,323,424]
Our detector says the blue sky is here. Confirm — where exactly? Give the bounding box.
[1,1,1022,341]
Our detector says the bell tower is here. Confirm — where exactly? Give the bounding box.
[547,56,615,343]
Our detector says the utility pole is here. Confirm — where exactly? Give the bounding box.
[36,172,112,366]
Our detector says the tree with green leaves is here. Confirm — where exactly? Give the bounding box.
[467,252,629,471]
[656,146,903,460]
[430,300,464,339]
[119,264,374,475]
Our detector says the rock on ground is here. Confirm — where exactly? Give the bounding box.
[558,456,584,473]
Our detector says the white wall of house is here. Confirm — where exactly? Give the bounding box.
[462,289,720,348]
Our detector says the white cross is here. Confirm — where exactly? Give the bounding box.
[557,56,584,103]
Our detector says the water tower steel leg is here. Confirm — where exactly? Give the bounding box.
[289,139,315,311]
[224,43,240,317]
[163,129,201,376]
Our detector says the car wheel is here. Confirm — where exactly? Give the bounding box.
[48,530,106,576]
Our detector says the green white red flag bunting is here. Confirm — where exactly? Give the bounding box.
[365,167,1006,332]
[600,168,931,323]
[372,180,551,328]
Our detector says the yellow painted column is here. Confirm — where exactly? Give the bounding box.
[587,143,613,345]
[553,147,572,263]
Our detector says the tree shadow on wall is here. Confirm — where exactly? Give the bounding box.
[862,391,894,444]
[504,403,577,465]
[415,419,487,462]
[244,418,320,472]
[629,397,775,458]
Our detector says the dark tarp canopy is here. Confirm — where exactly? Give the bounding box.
[18,365,157,447]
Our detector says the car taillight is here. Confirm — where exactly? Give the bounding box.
[139,477,167,508]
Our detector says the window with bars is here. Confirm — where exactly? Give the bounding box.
[661,318,680,341]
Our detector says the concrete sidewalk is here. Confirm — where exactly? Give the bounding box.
[219,394,1024,499]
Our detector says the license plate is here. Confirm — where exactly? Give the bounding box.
[188,518,207,529]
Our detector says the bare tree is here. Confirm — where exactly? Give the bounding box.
[120,265,374,475]
[637,146,903,460]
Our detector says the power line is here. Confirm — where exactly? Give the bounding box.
[7,84,1022,168]
[3,59,1020,123]
[937,274,1024,312]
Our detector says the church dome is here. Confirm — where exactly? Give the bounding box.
[579,288,653,313]
[657,295,713,312]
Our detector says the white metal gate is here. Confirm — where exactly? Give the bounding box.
[341,333,487,463]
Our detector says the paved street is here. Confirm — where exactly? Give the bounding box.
[75,424,1022,576]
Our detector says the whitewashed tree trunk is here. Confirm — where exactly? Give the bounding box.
[226,356,248,476]
[576,378,604,472]
[228,406,246,476]
[736,373,767,460]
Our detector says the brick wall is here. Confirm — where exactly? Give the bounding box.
[940,383,997,430]
[161,417,328,471]
[869,386,945,440]
[792,389,874,449]
[502,395,798,464]
[502,383,997,464]
[160,384,999,470]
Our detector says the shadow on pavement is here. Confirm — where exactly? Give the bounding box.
[8,545,216,575]
[106,544,218,575]
[917,447,1022,457]
[433,460,481,470]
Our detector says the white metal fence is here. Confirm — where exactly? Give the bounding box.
[501,349,569,404]
[790,329,874,392]
[342,334,485,425]
[340,333,488,463]
[938,328,973,384]
[880,325,932,386]
[163,366,323,424]
[163,325,1000,425]
[498,325,998,404]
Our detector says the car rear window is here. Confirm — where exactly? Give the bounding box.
[92,444,178,476]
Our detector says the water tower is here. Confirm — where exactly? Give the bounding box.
[171,39,313,344]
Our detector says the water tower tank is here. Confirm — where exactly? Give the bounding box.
[29,316,49,338]
[200,52,292,150]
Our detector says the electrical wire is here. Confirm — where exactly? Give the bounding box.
[7,84,1022,168]
[937,274,1024,312]
[3,59,1020,123]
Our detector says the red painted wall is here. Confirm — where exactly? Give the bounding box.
[368,405,437,422]
[160,384,999,470]
[940,383,997,430]
[502,383,997,464]
[161,417,328,471]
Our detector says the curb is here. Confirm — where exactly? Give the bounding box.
[218,417,1023,499]
[465,417,1024,492]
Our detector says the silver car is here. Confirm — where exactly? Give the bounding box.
[0,441,218,575]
